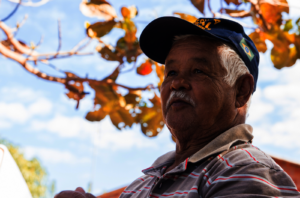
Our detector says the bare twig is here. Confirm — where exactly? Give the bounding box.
[0,21,93,61]
[0,42,66,83]
[214,13,256,29]
[0,21,39,56]
[27,51,94,62]
[120,60,137,73]
[35,35,44,49]
[97,37,115,50]
[39,61,65,74]
[49,20,62,59]
[13,14,28,36]
[220,0,223,14]
[207,0,216,17]
[0,41,156,91]
[77,38,92,52]
[0,9,156,95]
[1,0,22,22]
[25,35,44,59]
[71,77,157,91]
[247,0,272,31]
[71,37,89,52]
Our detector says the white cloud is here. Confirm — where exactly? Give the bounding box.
[0,87,44,103]
[28,98,53,116]
[264,84,300,107]
[258,65,280,82]
[253,113,300,149]
[29,115,160,151]
[22,146,91,164]
[30,114,96,138]
[0,86,53,126]
[248,88,274,123]
[0,98,53,124]
[0,102,29,124]
[287,0,300,19]
[92,118,157,151]
[249,61,300,149]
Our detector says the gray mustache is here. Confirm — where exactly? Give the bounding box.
[166,91,196,108]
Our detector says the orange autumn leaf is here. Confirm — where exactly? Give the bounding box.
[260,0,289,26]
[121,6,138,19]
[79,0,117,20]
[190,0,205,14]
[137,59,153,75]
[122,18,137,44]
[86,20,116,38]
[121,7,130,18]
[174,12,197,23]
[249,31,267,53]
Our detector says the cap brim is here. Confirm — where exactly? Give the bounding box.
[140,17,220,64]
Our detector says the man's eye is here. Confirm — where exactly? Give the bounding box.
[194,69,202,74]
[167,71,176,76]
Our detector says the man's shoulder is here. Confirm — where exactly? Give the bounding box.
[216,143,281,170]
[202,144,299,197]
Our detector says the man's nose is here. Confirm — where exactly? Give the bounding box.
[170,77,191,90]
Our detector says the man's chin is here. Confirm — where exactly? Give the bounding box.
[165,115,194,131]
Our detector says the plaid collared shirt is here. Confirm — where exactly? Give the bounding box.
[119,124,300,198]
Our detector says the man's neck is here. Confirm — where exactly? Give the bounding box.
[165,118,245,173]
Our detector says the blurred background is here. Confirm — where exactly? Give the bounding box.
[0,0,300,197]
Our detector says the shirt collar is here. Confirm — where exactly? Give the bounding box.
[142,124,253,175]
[189,124,253,163]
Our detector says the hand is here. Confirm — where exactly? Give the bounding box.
[54,187,96,198]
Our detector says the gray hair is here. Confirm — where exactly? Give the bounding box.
[173,35,252,113]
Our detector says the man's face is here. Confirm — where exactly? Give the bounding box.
[161,36,236,140]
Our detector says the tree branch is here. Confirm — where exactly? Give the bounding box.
[71,37,89,52]
[248,0,269,31]
[0,21,93,62]
[120,60,137,73]
[0,42,66,83]
[0,21,39,56]
[0,41,156,92]
[1,0,22,22]
[13,14,28,36]
[0,13,156,95]
[49,20,62,59]
[207,0,216,17]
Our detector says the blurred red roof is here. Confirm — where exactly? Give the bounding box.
[97,186,127,198]
[97,156,300,198]
[271,155,300,188]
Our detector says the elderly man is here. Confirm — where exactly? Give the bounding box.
[55,17,299,198]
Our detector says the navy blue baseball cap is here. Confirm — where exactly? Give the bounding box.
[140,17,259,92]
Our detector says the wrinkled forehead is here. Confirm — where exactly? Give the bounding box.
[172,35,224,47]
[166,37,221,65]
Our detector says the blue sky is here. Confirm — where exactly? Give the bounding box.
[0,0,300,196]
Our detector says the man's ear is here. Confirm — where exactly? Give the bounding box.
[235,73,254,108]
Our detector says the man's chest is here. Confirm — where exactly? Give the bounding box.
[120,162,209,198]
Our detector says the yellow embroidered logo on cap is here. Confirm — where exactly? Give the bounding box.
[214,19,221,24]
[194,18,212,30]
[193,18,221,30]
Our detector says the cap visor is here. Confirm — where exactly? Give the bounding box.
[140,16,218,64]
